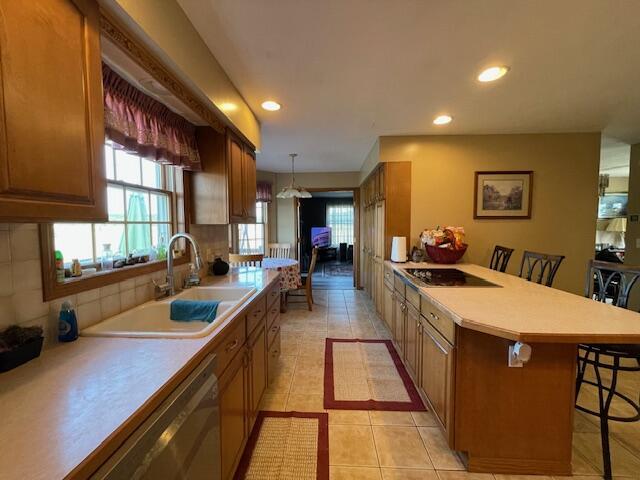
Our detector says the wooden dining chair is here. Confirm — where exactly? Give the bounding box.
[267,243,292,259]
[228,253,264,267]
[489,245,514,272]
[287,247,318,311]
[518,250,565,287]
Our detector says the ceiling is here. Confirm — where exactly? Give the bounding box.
[177,0,640,173]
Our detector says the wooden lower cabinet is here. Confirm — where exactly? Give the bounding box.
[248,323,267,429]
[215,289,281,480]
[219,350,248,480]
[404,303,420,379]
[268,330,281,384]
[382,282,395,332]
[393,293,406,357]
[419,317,455,440]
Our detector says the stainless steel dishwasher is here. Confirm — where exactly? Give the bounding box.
[92,353,220,480]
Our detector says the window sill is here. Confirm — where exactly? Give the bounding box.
[40,228,189,301]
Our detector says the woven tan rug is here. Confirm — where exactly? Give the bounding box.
[324,339,426,411]
[234,412,329,480]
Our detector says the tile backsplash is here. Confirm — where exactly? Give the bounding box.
[0,223,229,346]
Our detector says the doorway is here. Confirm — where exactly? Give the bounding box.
[596,137,630,264]
[295,189,359,289]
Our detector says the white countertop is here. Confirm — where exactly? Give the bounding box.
[388,261,640,343]
[0,268,280,480]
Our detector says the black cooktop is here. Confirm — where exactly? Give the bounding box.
[403,268,500,288]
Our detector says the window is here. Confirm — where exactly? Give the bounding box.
[327,203,354,246]
[53,143,176,267]
[237,202,267,254]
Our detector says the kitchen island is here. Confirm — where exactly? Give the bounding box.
[384,261,640,476]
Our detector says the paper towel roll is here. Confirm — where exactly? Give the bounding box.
[391,237,407,263]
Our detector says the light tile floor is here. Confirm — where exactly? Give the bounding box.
[261,289,640,480]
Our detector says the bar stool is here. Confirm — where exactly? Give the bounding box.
[489,245,514,272]
[518,250,565,287]
[575,260,640,480]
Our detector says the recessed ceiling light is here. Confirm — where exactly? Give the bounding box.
[261,100,281,111]
[478,65,510,82]
[433,115,453,125]
[219,102,238,112]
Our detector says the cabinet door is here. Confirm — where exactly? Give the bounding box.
[383,282,395,333]
[227,132,245,222]
[249,324,267,425]
[243,146,257,221]
[267,329,281,385]
[393,296,406,356]
[0,0,106,222]
[373,259,383,315]
[420,319,455,433]
[219,352,247,480]
[405,304,420,380]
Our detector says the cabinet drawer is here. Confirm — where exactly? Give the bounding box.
[420,296,455,346]
[394,274,406,297]
[384,265,394,287]
[267,283,280,309]
[267,300,280,329]
[214,318,246,376]
[406,284,420,309]
[247,296,267,335]
[267,317,281,348]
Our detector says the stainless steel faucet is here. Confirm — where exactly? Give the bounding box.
[154,233,204,299]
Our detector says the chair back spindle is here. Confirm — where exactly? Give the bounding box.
[229,253,264,267]
[267,243,292,259]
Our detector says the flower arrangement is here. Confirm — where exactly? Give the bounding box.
[420,226,466,249]
[420,226,468,264]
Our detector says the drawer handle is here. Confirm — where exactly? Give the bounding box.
[271,325,279,333]
[253,309,262,317]
[225,339,239,353]
[271,349,279,355]
[430,312,439,321]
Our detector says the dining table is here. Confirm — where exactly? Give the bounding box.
[262,257,302,311]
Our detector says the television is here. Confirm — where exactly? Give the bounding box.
[311,227,331,248]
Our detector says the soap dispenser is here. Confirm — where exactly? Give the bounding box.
[58,301,79,342]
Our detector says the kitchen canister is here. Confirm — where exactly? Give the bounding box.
[391,236,407,262]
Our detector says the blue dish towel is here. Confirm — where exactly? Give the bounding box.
[170,300,220,323]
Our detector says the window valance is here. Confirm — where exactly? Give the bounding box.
[102,63,202,171]
[257,181,273,203]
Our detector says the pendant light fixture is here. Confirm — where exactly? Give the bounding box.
[276,153,312,198]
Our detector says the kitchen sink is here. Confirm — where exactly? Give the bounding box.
[81,286,256,339]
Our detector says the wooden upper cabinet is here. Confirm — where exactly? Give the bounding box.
[243,147,256,222]
[227,131,245,222]
[0,0,107,222]
[192,127,257,224]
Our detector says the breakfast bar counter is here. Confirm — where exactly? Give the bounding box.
[385,261,640,476]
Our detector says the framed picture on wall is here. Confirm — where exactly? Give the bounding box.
[474,171,533,219]
[598,193,628,219]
